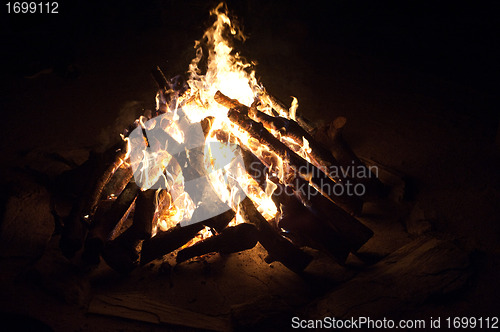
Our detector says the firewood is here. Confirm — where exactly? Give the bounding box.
[248,107,345,182]
[259,92,316,133]
[240,146,372,262]
[214,91,362,212]
[139,208,235,266]
[239,197,312,273]
[227,107,362,213]
[59,140,129,259]
[151,66,169,93]
[176,223,259,263]
[214,90,243,109]
[140,223,202,265]
[101,189,170,273]
[81,180,140,265]
[101,166,133,199]
[197,203,235,233]
[84,139,130,220]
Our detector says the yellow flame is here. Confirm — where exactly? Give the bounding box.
[142,3,311,241]
[289,96,298,120]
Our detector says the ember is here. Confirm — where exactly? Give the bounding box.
[60,2,386,273]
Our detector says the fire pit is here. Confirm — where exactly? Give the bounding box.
[58,3,385,277]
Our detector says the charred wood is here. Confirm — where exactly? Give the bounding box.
[102,188,169,273]
[240,146,372,262]
[259,92,315,133]
[84,140,129,219]
[239,197,312,273]
[227,107,362,213]
[101,166,133,199]
[248,107,346,183]
[139,208,235,266]
[81,180,140,265]
[176,223,259,263]
[101,188,171,273]
[59,139,129,258]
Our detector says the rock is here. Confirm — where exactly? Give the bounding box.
[304,236,471,319]
[0,173,54,258]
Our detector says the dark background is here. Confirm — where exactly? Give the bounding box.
[1,0,498,91]
[1,0,498,156]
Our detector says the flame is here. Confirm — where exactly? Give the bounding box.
[131,3,314,243]
[289,96,298,121]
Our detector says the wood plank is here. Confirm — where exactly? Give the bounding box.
[88,293,231,331]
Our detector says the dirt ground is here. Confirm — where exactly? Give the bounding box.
[1,1,499,331]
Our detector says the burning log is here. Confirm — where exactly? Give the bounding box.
[239,196,312,273]
[139,208,235,266]
[84,140,129,218]
[259,92,316,133]
[215,90,362,212]
[213,90,243,109]
[258,93,389,201]
[140,223,204,266]
[240,146,372,262]
[176,223,259,263]
[248,106,345,180]
[81,180,140,265]
[227,106,362,213]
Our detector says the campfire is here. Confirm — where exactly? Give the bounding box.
[59,3,387,274]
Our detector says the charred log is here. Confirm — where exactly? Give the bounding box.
[248,108,345,182]
[240,146,372,262]
[239,197,312,273]
[176,223,259,263]
[259,92,315,133]
[81,180,140,265]
[286,174,373,254]
[101,189,171,273]
[227,107,362,213]
[59,140,129,258]
[139,208,235,266]
[101,166,133,199]
[140,223,204,266]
